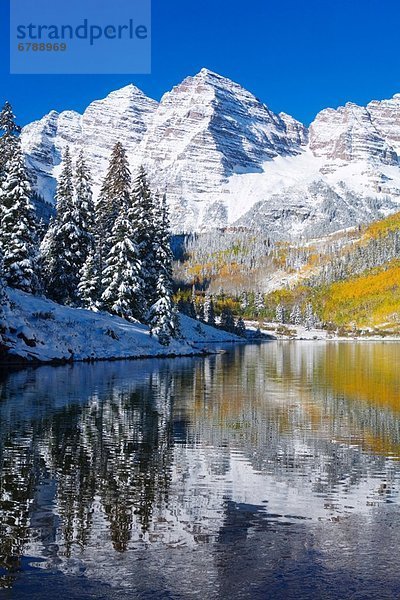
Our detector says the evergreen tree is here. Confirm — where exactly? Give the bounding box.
[149,280,175,345]
[0,102,20,183]
[96,142,131,275]
[275,303,285,324]
[220,307,236,333]
[204,294,216,326]
[240,291,248,312]
[130,166,157,312]
[101,212,144,320]
[74,151,97,306]
[172,305,182,339]
[177,295,196,319]
[255,291,265,316]
[77,249,102,310]
[74,151,95,252]
[148,194,175,344]
[0,142,39,293]
[41,147,82,304]
[304,303,316,330]
[196,302,205,322]
[191,285,201,319]
[290,304,302,325]
[236,317,246,337]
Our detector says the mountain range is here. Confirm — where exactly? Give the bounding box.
[21,68,400,237]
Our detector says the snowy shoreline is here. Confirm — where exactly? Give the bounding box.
[246,321,400,343]
[1,289,243,366]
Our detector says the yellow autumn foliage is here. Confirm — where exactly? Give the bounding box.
[319,260,400,326]
[363,210,400,240]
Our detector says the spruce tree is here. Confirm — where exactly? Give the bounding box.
[240,291,248,312]
[130,166,157,313]
[290,304,302,325]
[196,302,205,322]
[0,142,40,293]
[42,148,94,305]
[177,295,196,318]
[275,303,285,324]
[236,317,246,337]
[220,307,236,333]
[74,150,95,255]
[74,151,97,306]
[95,142,131,275]
[41,147,81,304]
[204,294,216,326]
[191,285,200,319]
[255,292,265,316]
[304,303,315,330]
[172,305,182,339]
[0,102,20,183]
[148,193,175,344]
[149,279,175,345]
[101,212,144,321]
[77,248,102,310]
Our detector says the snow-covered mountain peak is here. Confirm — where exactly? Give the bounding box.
[197,66,220,77]
[20,71,400,237]
[309,100,398,165]
[97,83,156,106]
[279,112,308,146]
[136,69,305,230]
[191,67,242,86]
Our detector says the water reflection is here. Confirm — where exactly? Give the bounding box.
[1,342,400,598]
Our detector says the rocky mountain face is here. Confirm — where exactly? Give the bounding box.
[21,69,400,237]
[309,102,398,165]
[22,85,157,201]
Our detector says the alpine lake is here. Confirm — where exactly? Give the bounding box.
[1,341,400,599]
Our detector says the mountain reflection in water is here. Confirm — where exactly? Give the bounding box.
[1,342,400,599]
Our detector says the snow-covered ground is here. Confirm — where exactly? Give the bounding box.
[1,288,241,364]
[246,321,400,341]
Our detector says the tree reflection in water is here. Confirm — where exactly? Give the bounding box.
[0,343,400,597]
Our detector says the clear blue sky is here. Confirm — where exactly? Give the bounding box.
[1,0,400,126]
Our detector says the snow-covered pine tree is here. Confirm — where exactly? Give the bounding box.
[149,279,175,345]
[95,142,131,276]
[191,285,201,319]
[290,304,302,325]
[220,307,236,333]
[74,150,95,251]
[148,193,175,345]
[77,248,102,310]
[101,211,144,321]
[0,142,40,293]
[0,101,20,184]
[177,295,196,318]
[275,303,285,324]
[240,291,248,311]
[130,166,157,313]
[196,302,205,322]
[74,151,97,306]
[304,303,315,330]
[172,304,182,339]
[236,317,246,337]
[41,147,82,304]
[255,291,265,316]
[204,294,216,326]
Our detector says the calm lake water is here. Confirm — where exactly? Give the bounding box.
[1,341,400,599]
